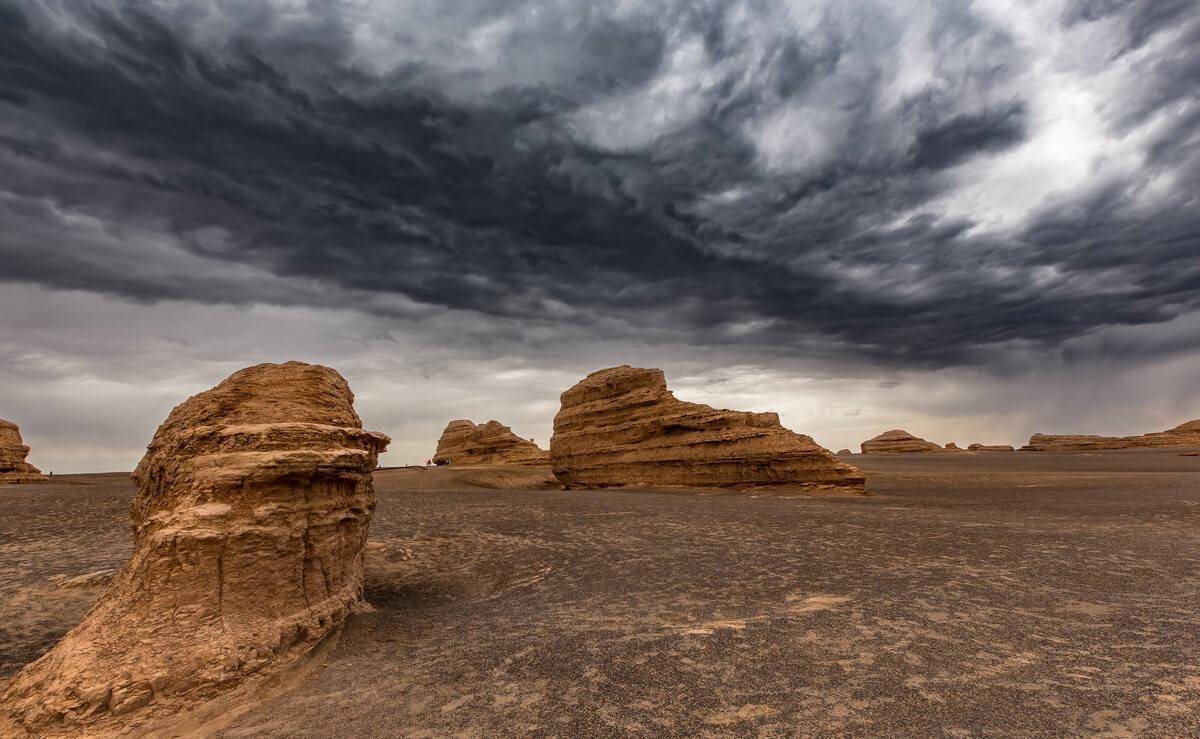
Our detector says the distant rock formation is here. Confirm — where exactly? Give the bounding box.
[836,449,852,455]
[1020,419,1200,452]
[944,442,962,451]
[1,362,389,737]
[549,366,865,493]
[860,429,943,454]
[432,419,549,466]
[0,419,48,484]
[968,443,1015,452]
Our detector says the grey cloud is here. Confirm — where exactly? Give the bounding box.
[0,0,1197,371]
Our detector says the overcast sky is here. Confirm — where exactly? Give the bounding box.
[2,0,1199,472]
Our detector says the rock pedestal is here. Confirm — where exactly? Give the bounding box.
[549,366,865,493]
[1,362,389,737]
[432,420,549,466]
[0,419,48,484]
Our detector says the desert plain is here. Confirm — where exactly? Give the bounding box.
[3,449,1198,737]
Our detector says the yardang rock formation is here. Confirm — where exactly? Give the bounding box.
[1,362,389,737]
[968,443,1015,452]
[860,429,944,454]
[432,420,549,466]
[549,366,865,493]
[0,419,47,484]
[1021,419,1200,451]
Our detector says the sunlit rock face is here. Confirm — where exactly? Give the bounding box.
[432,420,549,466]
[860,429,943,454]
[550,366,865,493]
[1021,419,1200,451]
[1,362,388,737]
[0,419,47,484]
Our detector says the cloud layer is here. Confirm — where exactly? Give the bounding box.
[1,0,1199,470]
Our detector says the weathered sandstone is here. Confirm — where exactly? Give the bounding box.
[968,443,1015,452]
[860,429,943,454]
[836,449,852,456]
[549,366,865,493]
[432,420,549,466]
[1,362,389,737]
[1021,419,1200,452]
[944,442,962,451]
[0,419,47,484]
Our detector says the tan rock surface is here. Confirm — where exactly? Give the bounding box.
[0,419,48,484]
[549,366,864,493]
[0,361,389,737]
[836,449,852,455]
[968,443,1015,452]
[1021,419,1200,451]
[944,442,962,451]
[860,429,943,454]
[432,420,549,466]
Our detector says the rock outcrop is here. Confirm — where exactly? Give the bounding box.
[860,429,943,454]
[1021,419,1200,452]
[0,419,47,484]
[1,362,389,737]
[549,366,865,493]
[944,442,962,451]
[836,449,852,456]
[968,443,1014,452]
[432,420,549,466]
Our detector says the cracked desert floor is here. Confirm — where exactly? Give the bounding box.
[3,450,1199,737]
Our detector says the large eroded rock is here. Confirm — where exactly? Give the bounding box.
[549,366,865,493]
[1021,419,1200,451]
[1,362,389,737]
[432,420,549,466]
[860,429,943,454]
[0,419,47,484]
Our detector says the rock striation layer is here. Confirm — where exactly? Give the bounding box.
[1021,419,1200,452]
[968,443,1015,452]
[1,362,389,737]
[860,429,944,454]
[0,419,47,484]
[549,366,865,493]
[432,420,549,466]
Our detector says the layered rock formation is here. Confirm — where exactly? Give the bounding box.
[432,420,549,466]
[968,443,1015,452]
[836,449,852,456]
[944,442,962,451]
[0,419,47,484]
[1021,419,1200,452]
[860,429,943,454]
[549,366,865,493]
[1,362,389,737]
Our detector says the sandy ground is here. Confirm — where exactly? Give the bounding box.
[2,451,1199,737]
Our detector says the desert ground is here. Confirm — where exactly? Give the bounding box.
[2,451,1199,737]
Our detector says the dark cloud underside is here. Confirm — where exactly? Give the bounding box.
[1,0,1198,367]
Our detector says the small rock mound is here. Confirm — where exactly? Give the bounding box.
[0,419,48,484]
[944,442,962,451]
[836,449,852,455]
[549,366,865,493]
[860,429,943,454]
[432,420,549,466]
[968,443,1015,452]
[1,362,389,737]
[1021,419,1200,451]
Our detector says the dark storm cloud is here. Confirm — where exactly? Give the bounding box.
[1,0,1198,368]
[908,102,1028,170]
